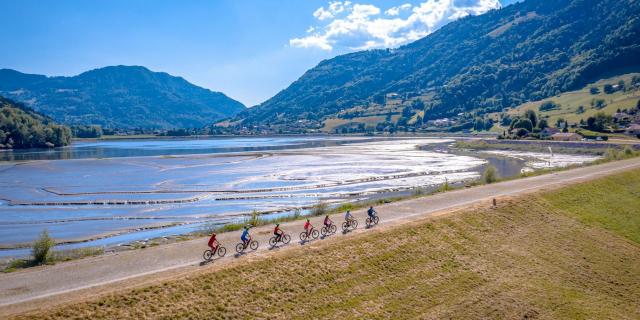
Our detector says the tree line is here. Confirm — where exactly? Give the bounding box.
[0,97,71,149]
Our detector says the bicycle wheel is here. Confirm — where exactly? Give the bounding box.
[365,217,372,227]
[203,250,213,261]
[235,243,245,253]
[342,222,349,231]
[373,216,379,225]
[330,224,337,233]
[282,234,291,244]
[299,231,307,241]
[250,240,259,250]
[311,229,319,239]
[269,237,277,247]
[351,220,358,230]
[321,226,328,236]
[218,246,227,257]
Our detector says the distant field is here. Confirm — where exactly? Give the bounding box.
[495,73,640,126]
[17,169,640,319]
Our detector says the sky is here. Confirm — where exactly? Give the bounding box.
[0,0,519,107]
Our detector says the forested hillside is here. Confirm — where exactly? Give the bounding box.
[0,66,246,129]
[0,97,71,149]
[236,0,640,129]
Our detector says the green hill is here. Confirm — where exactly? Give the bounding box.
[0,97,71,149]
[486,73,640,133]
[235,0,640,131]
[0,66,246,129]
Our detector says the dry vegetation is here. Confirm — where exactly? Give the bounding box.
[13,170,640,319]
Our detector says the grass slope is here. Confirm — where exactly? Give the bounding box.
[16,170,640,319]
[495,73,640,125]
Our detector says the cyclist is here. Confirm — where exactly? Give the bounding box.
[323,214,333,228]
[207,232,219,253]
[367,206,377,220]
[344,210,354,223]
[303,218,313,236]
[241,226,251,247]
[273,223,284,242]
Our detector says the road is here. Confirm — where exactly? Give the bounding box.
[1,157,639,316]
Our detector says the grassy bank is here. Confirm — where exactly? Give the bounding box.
[15,169,640,319]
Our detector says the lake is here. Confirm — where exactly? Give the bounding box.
[0,136,599,257]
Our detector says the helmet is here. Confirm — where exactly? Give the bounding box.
[276,223,280,227]
[306,219,310,222]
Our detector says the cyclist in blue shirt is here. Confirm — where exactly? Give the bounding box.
[241,226,251,246]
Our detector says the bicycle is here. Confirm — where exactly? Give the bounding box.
[235,238,259,253]
[299,227,319,241]
[341,219,358,231]
[321,223,337,236]
[203,245,227,261]
[269,233,291,247]
[365,215,379,228]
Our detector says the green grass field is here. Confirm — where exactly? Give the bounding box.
[489,73,640,131]
[15,169,640,319]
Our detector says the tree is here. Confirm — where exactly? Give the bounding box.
[591,98,606,109]
[539,101,559,111]
[524,109,538,128]
[576,105,585,114]
[603,83,615,94]
[589,87,600,94]
[484,118,494,130]
[513,118,533,132]
[402,106,413,118]
[411,99,425,110]
[473,118,485,131]
[618,80,625,91]
[538,119,549,130]
[515,128,529,138]
[501,115,512,126]
[415,115,423,127]
[586,112,611,132]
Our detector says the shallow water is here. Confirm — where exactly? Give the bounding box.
[0,137,599,257]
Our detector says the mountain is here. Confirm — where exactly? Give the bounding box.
[236,0,640,129]
[0,66,246,129]
[0,96,71,149]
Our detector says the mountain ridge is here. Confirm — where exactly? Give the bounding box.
[235,0,640,130]
[0,66,245,129]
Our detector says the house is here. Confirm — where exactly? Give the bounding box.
[613,112,632,124]
[626,124,640,136]
[551,132,582,141]
[540,127,560,138]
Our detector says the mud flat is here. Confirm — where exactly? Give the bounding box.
[0,137,601,256]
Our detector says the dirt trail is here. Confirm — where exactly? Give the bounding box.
[1,157,639,316]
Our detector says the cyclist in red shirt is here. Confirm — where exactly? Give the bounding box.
[207,232,219,253]
[304,219,312,236]
[273,223,284,242]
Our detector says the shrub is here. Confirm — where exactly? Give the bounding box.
[437,179,452,192]
[310,201,328,216]
[539,101,559,112]
[32,229,55,265]
[247,210,260,227]
[482,165,499,184]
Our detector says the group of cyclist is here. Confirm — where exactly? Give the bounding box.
[207,206,378,255]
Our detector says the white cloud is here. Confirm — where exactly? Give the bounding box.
[385,3,412,16]
[290,0,501,51]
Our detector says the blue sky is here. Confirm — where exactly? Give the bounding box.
[0,0,519,106]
